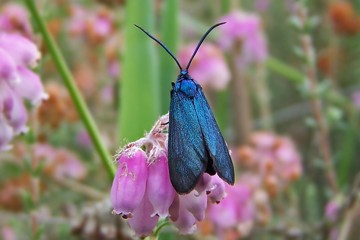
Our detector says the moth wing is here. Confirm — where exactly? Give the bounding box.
[194,89,235,185]
[168,90,208,194]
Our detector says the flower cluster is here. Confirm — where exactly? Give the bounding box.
[67,5,114,44]
[13,143,87,180]
[110,114,229,237]
[67,5,121,79]
[197,132,301,238]
[218,11,268,68]
[237,132,302,197]
[207,181,255,239]
[0,29,47,151]
[178,43,230,90]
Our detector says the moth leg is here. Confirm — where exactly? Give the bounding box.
[161,121,169,126]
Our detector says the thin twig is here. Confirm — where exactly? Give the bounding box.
[296,4,338,192]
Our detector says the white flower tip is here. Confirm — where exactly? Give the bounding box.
[30,93,49,106]
[15,126,29,135]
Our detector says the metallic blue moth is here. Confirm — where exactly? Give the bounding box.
[135,23,235,194]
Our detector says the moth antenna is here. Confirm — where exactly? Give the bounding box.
[135,24,182,71]
[185,22,226,71]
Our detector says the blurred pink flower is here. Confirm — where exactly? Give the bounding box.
[218,11,268,68]
[0,33,47,151]
[68,5,114,44]
[352,91,360,109]
[76,129,92,149]
[1,225,16,240]
[110,114,230,237]
[68,5,87,36]
[178,43,230,90]
[325,195,343,222]
[33,144,87,180]
[238,132,302,198]
[208,181,254,238]
[0,3,33,39]
[255,0,270,12]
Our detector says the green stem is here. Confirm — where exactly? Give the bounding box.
[24,0,115,178]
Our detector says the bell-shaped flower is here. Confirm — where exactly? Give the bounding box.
[0,115,13,151]
[207,174,227,203]
[208,183,254,230]
[0,49,18,83]
[170,195,197,234]
[128,190,159,237]
[13,66,48,105]
[146,154,175,218]
[2,84,28,134]
[110,148,148,216]
[180,191,208,221]
[0,33,41,67]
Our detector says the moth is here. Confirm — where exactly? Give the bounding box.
[136,23,235,194]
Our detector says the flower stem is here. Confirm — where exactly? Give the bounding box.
[24,0,115,178]
[296,4,338,192]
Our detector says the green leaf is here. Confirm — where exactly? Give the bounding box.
[159,0,179,114]
[119,0,160,141]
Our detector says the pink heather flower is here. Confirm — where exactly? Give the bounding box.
[76,129,92,149]
[1,82,28,134]
[207,174,227,203]
[111,148,148,216]
[325,195,343,222]
[33,144,87,179]
[0,48,19,83]
[14,66,48,105]
[208,182,254,237]
[170,195,198,234]
[147,154,176,218]
[0,32,46,151]
[0,33,41,67]
[107,59,120,78]
[0,115,13,151]
[128,190,159,237]
[67,6,114,44]
[1,225,16,240]
[218,11,268,68]
[178,43,230,90]
[68,5,87,36]
[238,132,302,197]
[0,3,33,39]
[86,10,113,40]
[180,191,208,221]
[110,114,232,237]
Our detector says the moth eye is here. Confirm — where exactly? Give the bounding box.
[171,82,175,87]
